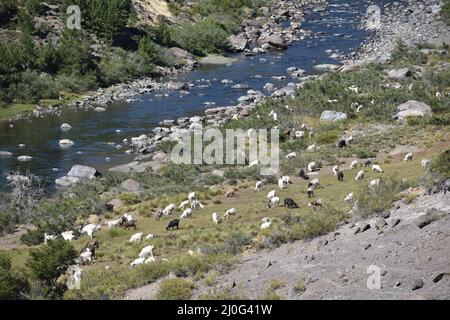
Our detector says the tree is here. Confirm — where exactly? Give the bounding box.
[0,253,29,299]
[27,240,77,298]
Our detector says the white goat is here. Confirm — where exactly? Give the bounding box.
[255,180,263,192]
[372,164,383,173]
[223,208,237,220]
[307,161,317,173]
[44,233,57,244]
[286,152,296,159]
[190,200,204,209]
[61,231,75,241]
[179,200,190,210]
[138,245,155,259]
[403,153,413,162]
[344,192,354,203]
[81,224,100,238]
[130,257,145,267]
[310,178,321,188]
[295,130,305,139]
[105,218,121,229]
[163,203,176,216]
[278,178,288,189]
[369,178,380,188]
[261,220,272,229]
[78,248,93,264]
[350,160,358,169]
[267,196,280,208]
[355,170,365,181]
[212,212,221,224]
[332,165,339,176]
[345,136,353,145]
[248,159,260,167]
[188,192,197,201]
[266,190,276,199]
[129,232,143,243]
[180,208,193,220]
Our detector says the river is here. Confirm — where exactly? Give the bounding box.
[0,0,375,192]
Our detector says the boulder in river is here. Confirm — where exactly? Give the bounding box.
[59,139,74,147]
[395,100,432,120]
[0,151,13,158]
[320,110,348,122]
[67,165,101,180]
[17,155,33,162]
[228,33,249,52]
[60,123,72,131]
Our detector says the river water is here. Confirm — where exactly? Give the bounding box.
[0,0,375,191]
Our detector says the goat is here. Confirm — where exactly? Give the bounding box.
[179,200,190,210]
[281,176,292,184]
[299,168,309,180]
[80,224,100,238]
[154,210,163,221]
[372,164,383,173]
[355,170,365,180]
[444,179,450,195]
[255,180,263,192]
[337,171,344,182]
[44,233,57,244]
[309,178,322,188]
[61,231,75,241]
[307,161,317,173]
[129,232,143,243]
[332,165,339,176]
[307,186,314,198]
[80,239,99,259]
[278,178,288,189]
[282,198,299,208]
[190,200,204,209]
[362,159,372,167]
[122,220,137,230]
[225,187,238,198]
[138,245,155,259]
[248,159,260,167]
[180,208,193,220]
[166,219,180,230]
[188,192,197,201]
[350,160,358,169]
[286,152,296,159]
[295,130,305,139]
[224,208,237,220]
[344,192,354,203]
[105,218,122,229]
[122,212,134,222]
[261,218,272,229]
[337,140,346,148]
[345,136,353,145]
[404,153,413,162]
[130,257,145,267]
[369,178,380,188]
[78,248,93,265]
[267,196,280,208]
[308,199,323,211]
[266,190,276,199]
[212,212,221,224]
[162,204,176,216]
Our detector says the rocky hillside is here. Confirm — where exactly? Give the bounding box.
[127,192,450,300]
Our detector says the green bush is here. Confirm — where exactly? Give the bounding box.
[0,252,29,299]
[441,0,450,25]
[156,278,194,300]
[27,240,78,298]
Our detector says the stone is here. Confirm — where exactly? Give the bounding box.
[387,68,411,80]
[55,176,80,187]
[108,199,124,211]
[375,217,387,230]
[415,209,440,228]
[67,165,101,180]
[0,151,13,158]
[94,107,106,112]
[120,179,141,192]
[17,155,33,162]
[395,100,432,120]
[60,123,72,131]
[320,110,348,122]
[264,34,287,49]
[88,214,100,225]
[152,152,168,162]
[360,223,371,233]
[411,279,424,291]
[391,218,401,228]
[314,63,340,72]
[228,33,249,51]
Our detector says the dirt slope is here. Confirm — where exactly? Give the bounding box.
[133,0,173,23]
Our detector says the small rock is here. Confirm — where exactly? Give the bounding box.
[375,217,387,230]
[411,279,423,291]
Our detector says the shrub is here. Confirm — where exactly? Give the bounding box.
[27,240,78,298]
[156,278,194,300]
[441,0,450,25]
[355,177,407,217]
[0,252,29,299]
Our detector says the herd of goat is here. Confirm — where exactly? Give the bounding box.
[42,148,442,268]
